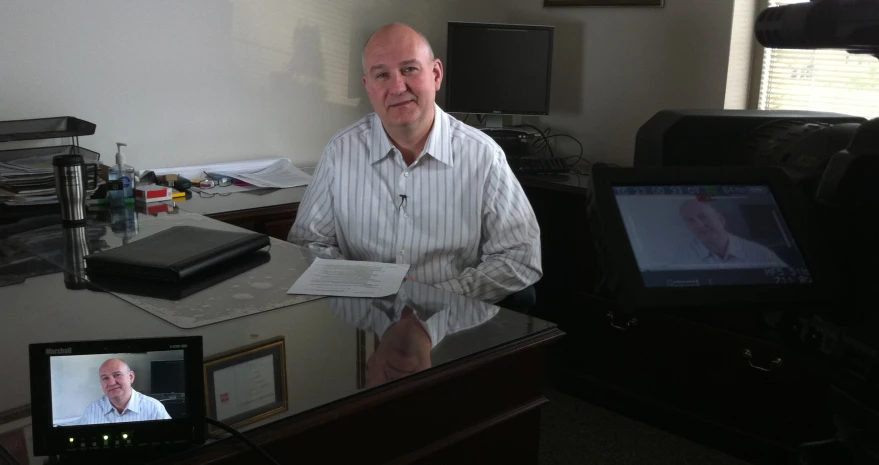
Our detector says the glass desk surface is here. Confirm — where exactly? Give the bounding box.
[0,207,556,463]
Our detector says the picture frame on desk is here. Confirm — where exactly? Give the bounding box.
[203,337,287,435]
[545,0,663,6]
[0,407,34,465]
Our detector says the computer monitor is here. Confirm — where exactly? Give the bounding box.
[151,360,185,395]
[445,22,554,128]
[588,165,833,309]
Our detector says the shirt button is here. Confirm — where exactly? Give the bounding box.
[403,172,410,177]
[400,249,405,256]
[403,213,409,219]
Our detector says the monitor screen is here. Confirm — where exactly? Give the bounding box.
[50,350,186,427]
[613,184,813,288]
[151,360,185,395]
[445,22,553,115]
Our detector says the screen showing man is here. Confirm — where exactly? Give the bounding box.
[613,184,813,287]
[50,351,184,426]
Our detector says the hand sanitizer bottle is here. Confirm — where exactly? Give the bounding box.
[109,142,136,199]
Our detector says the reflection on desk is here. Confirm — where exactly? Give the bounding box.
[0,207,561,464]
[329,280,500,387]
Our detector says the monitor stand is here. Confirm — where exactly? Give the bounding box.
[484,114,505,129]
[480,114,530,136]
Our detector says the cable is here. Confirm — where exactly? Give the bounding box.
[204,417,282,465]
[543,134,585,168]
[516,124,556,159]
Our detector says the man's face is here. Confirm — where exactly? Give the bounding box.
[362,27,442,130]
[99,359,134,402]
[680,201,728,246]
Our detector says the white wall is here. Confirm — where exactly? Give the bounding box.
[493,0,736,164]
[0,0,734,168]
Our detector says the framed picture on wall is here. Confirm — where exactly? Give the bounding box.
[203,337,287,435]
[545,0,663,6]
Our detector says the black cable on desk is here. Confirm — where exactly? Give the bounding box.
[515,124,557,159]
[542,134,585,168]
[204,417,282,465]
[516,125,591,175]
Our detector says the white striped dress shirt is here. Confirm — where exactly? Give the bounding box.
[673,234,788,269]
[289,104,541,303]
[74,389,171,425]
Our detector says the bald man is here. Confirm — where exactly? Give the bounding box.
[289,23,541,304]
[74,358,171,425]
[674,200,788,268]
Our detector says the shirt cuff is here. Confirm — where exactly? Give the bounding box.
[433,279,464,296]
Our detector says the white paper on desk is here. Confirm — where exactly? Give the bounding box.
[214,159,312,189]
[147,158,285,181]
[287,258,409,297]
[189,184,265,194]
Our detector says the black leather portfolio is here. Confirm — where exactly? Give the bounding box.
[87,251,271,300]
[84,226,271,282]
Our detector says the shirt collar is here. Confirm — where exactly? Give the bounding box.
[102,389,141,415]
[726,234,746,259]
[693,234,744,261]
[368,103,454,167]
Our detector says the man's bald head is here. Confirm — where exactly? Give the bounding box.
[362,23,435,74]
[360,22,443,135]
[99,358,131,375]
[679,199,720,219]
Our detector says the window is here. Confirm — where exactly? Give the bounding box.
[756,0,879,118]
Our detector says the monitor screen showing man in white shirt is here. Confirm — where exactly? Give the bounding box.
[675,199,788,268]
[612,184,813,287]
[51,353,180,426]
[71,358,171,425]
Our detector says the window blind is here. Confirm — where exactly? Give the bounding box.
[757,0,879,118]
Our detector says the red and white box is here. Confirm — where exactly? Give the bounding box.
[134,185,173,203]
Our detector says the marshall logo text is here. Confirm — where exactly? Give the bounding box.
[44,348,73,355]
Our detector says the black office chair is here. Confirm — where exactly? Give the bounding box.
[496,285,536,314]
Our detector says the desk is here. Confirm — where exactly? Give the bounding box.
[178,187,306,240]
[0,209,563,464]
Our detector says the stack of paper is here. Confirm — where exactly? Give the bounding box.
[148,158,312,190]
[211,159,312,189]
[0,160,58,205]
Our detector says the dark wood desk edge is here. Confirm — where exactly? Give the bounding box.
[201,202,299,222]
[517,175,590,196]
[0,404,30,425]
[167,327,565,464]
